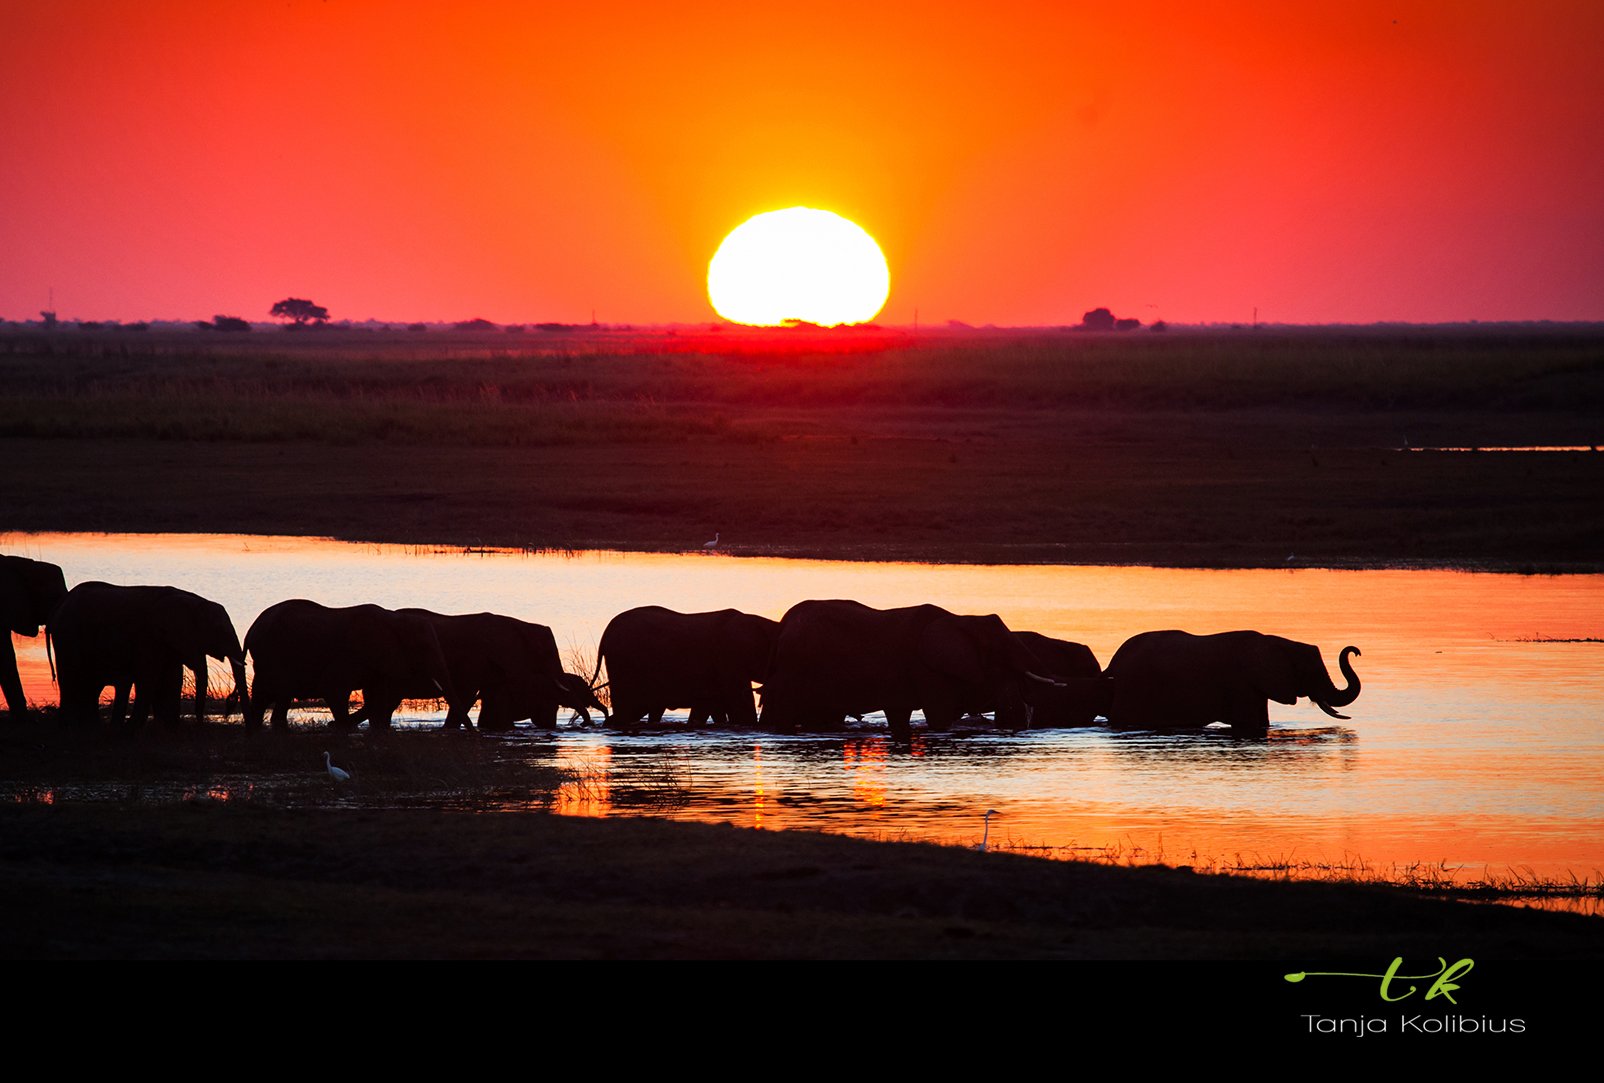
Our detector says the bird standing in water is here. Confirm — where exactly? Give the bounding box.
[324,751,351,782]
[703,532,720,551]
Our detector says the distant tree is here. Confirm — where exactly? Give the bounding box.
[1114,317,1142,331]
[211,315,251,332]
[270,297,330,327]
[1150,320,1168,332]
[1080,307,1116,331]
[452,318,498,332]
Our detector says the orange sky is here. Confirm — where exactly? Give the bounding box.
[2,0,1601,325]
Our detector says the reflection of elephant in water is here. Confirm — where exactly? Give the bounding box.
[1105,630,1360,736]
[759,600,1058,741]
[595,606,780,727]
[355,610,606,731]
[244,599,451,732]
[1010,631,1111,728]
[1,555,68,720]
[48,582,247,727]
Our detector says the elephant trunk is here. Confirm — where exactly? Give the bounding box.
[1315,646,1362,712]
[230,654,248,717]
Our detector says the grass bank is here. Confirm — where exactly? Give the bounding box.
[3,802,1601,959]
[2,327,1601,567]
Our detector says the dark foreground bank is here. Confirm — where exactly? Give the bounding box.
[2,803,1598,960]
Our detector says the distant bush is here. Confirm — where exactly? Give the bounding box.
[406,322,429,333]
[1080,307,1116,331]
[1115,317,1142,332]
[209,316,252,332]
[453,318,498,332]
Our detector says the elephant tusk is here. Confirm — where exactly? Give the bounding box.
[432,679,445,694]
[1315,701,1351,720]
[1025,670,1066,687]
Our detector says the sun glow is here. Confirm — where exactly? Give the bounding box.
[707,207,890,327]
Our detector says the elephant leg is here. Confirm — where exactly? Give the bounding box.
[362,691,399,732]
[648,707,666,726]
[609,696,645,728]
[245,678,268,732]
[154,663,184,727]
[720,678,759,729]
[61,680,97,726]
[1223,692,1271,738]
[477,696,509,731]
[112,682,133,727]
[0,641,26,720]
[270,697,290,731]
[995,693,1030,731]
[884,706,913,743]
[326,689,356,731]
[442,693,475,731]
[685,703,712,726]
[923,695,960,733]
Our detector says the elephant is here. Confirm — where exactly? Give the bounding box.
[352,610,606,731]
[244,599,452,732]
[758,600,1061,741]
[1104,629,1361,736]
[594,606,780,728]
[1,555,68,720]
[47,582,247,727]
[1009,631,1111,728]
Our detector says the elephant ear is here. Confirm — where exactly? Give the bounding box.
[1248,635,1302,705]
[205,602,242,661]
[920,615,1000,685]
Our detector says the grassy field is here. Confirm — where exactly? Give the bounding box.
[2,325,1602,565]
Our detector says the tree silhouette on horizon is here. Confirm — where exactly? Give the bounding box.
[270,298,330,327]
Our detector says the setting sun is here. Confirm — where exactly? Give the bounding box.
[707,207,890,327]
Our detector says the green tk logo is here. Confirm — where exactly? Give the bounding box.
[1284,957,1474,1004]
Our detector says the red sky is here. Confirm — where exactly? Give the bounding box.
[2,0,1601,326]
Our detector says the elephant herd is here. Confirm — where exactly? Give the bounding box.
[2,553,1363,739]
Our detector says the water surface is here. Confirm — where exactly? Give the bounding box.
[5,531,1601,890]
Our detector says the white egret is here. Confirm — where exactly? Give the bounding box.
[974,809,999,852]
[324,751,351,782]
[703,532,720,550]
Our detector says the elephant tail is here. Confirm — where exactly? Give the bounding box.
[46,626,56,684]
